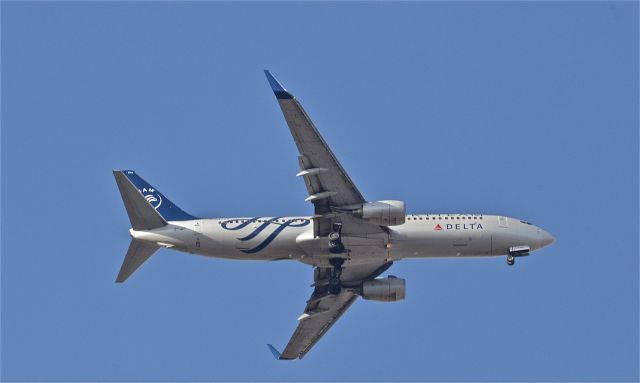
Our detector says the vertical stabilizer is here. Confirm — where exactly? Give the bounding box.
[113,170,167,230]
[115,170,197,222]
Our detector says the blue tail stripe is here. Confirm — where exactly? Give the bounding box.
[121,170,198,221]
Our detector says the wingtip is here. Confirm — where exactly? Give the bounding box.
[263,70,293,99]
[266,344,283,360]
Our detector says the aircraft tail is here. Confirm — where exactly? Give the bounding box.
[113,169,198,282]
[112,170,197,230]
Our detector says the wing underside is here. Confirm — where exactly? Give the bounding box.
[279,290,358,359]
[270,262,393,360]
[265,70,383,237]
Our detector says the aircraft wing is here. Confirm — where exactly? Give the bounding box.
[265,71,383,236]
[268,262,393,360]
[271,289,358,360]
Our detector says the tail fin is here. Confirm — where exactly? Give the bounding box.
[113,170,197,230]
[116,239,160,283]
[113,170,197,282]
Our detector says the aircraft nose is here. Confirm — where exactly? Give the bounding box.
[540,229,555,247]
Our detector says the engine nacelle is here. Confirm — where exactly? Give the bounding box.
[353,200,406,226]
[360,276,406,302]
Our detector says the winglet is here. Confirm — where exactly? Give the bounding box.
[264,70,294,99]
[266,344,283,360]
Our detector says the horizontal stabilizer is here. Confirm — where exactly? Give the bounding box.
[116,239,160,283]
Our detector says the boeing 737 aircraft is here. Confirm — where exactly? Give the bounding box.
[113,71,555,360]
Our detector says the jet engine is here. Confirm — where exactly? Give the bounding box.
[360,276,406,302]
[352,200,406,226]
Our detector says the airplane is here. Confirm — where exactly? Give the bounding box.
[113,70,555,360]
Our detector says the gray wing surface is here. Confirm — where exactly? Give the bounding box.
[264,70,383,236]
[279,289,358,360]
[270,262,393,360]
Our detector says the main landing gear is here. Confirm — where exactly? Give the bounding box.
[328,222,345,254]
[328,258,344,294]
[507,254,515,266]
[328,223,345,294]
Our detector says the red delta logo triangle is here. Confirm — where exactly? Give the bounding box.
[434,224,442,231]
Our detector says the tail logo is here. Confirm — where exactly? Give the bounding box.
[140,188,162,209]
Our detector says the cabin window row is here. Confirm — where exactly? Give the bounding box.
[406,216,483,221]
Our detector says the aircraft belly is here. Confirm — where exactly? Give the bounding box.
[295,230,389,268]
[389,223,493,258]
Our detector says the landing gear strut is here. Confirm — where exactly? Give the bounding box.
[328,257,344,294]
[328,223,345,294]
[506,245,529,266]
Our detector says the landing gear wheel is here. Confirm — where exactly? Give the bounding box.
[328,223,345,254]
[329,240,345,254]
[328,231,341,241]
[328,278,342,294]
[507,254,515,266]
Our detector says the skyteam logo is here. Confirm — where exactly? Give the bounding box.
[140,187,162,209]
[221,217,310,254]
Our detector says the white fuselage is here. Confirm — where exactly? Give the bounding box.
[130,214,554,270]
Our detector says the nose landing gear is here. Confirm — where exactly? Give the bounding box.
[506,245,530,266]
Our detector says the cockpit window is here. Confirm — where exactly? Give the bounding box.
[520,220,533,225]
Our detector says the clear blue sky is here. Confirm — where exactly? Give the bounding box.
[2,2,638,381]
